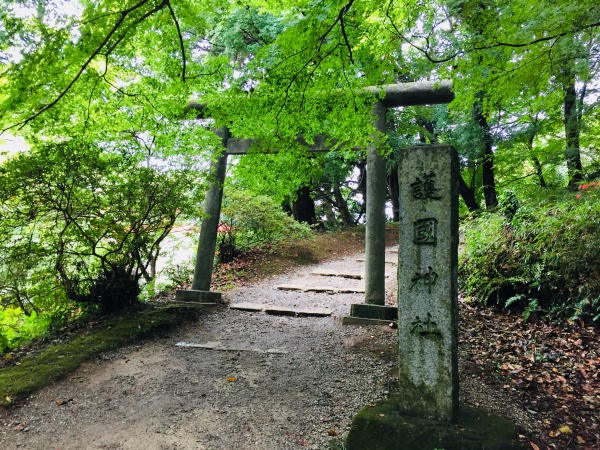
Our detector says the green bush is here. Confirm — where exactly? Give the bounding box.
[0,140,203,315]
[460,186,600,322]
[217,186,313,263]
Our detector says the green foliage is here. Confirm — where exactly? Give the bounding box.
[0,140,203,313]
[460,187,600,322]
[0,307,55,353]
[217,186,313,262]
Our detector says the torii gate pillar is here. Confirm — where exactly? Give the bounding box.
[176,127,230,303]
[364,102,387,306]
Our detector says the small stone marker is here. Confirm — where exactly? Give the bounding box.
[397,144,459,422]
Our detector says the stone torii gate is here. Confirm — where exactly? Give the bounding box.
[175,80,454,310]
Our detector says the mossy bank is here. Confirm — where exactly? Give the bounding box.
[0,306,203,407]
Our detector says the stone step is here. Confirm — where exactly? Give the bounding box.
[310,269,363,279]
[229,302,264,312]
[175,341,288,354]
[264,306,333,317]
[276,284,365,294]
[229,303,332,317]
[355,258,397,265]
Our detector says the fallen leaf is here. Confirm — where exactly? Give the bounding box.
[14,425,24,432]
[327,429,337,436]
[549,430,561,438]
[558,425,571,434]
[529,442,540,450]
[379,414,385,417]
[576,435,586,444]
[227,377,235,382]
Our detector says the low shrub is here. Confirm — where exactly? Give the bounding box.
[217,186,313,263]
[460,186,600,323]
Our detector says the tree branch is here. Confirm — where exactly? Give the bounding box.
[166,0,187,82]
[385,0,600,64]
[2,0,168,133]
[317,0,355,57]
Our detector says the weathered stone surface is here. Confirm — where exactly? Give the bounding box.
[310,270,363,279]
[397,144,459,422]
[276,285,364,294]
[175,342,288,354]
[229,303,264,311]
[275,284,305,291]
[340,316,396,326]
[365,101,387,306]
[175,289,222,303]
[335,287,366,294]
[188,80,454,118]
[191,127,229,291]
[350,304,398,320]
[346,399,525,450]
[264,306,332,317]
[175,341,225,350]
[356,258,397,265]
[303,286,336,294]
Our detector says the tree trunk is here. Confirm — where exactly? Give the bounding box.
[355,159,367,222]
[458,173,479,212]
[292,185,316,225]
[563,76,584,189]
[473,100,498,208]
[332,184,354,225]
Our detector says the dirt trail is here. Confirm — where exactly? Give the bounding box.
[0,247,528,450]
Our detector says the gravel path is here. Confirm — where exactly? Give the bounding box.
[0,247,402,449]
[0,246,531,449]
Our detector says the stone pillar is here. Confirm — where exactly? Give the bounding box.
[364,101,387,305]
[176,127,229,302]
[396,144,459,422]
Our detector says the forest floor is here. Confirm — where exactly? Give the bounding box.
[0,227,598,449]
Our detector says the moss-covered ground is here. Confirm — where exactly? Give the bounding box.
[0,306,201,407]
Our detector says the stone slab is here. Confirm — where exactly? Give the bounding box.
[335,287,366,294]
[264,306,332,317]
[175,289,221,303]
[176,341,225,350]
[346,400,525,450]
[275,284,305,291]
[310,270,363,279]
[355,258,397,265]
[175,342,288,354]
[303,286,336,294]
[350,304,398,320]
[340,316,396,326]
[276,285,365,294]
[229,303,264,312]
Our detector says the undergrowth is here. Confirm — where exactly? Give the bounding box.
[460,186,600,323]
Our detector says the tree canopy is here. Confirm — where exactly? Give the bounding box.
[1,0,600,320]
